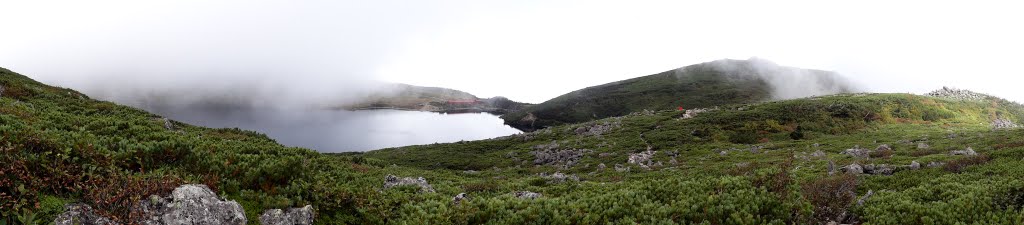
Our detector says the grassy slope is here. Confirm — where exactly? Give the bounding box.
[500,59,852,130]
[5,66,1024,224]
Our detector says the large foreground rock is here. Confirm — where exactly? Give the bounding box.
[260,205,315,225]
[56,184,247,225]
[135,184,247,225]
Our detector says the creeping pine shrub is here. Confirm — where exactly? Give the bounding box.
[869,149,894,159]
[801,174,859,223]
[944,154,991,173]
[84,174,183,223]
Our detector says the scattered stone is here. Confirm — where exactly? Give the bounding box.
[857,190,874,206]
[719,151,728,156]
[927,162,946,168]
[840,163,863,175]
[451,193,469,205]
[909,161,921,170]
[574,120,621,136]
[842,146,870,159]
[614,164,630,172]
[54,204,117,225]
[598,153,614,158]
[259,205,314,225]
[681,108,716,119]
[627,150,658,169]
[993,118,1020,130]
[530,148,592,169]
[875,144,892,152]
[811,150,827,158]
[917,143,930,149]
[539,172,579,184]
[596,163,607,171]
[749,145,763,154]
[133,184,247,225]
[463,170,479,175]
[669,157,678,165]
[950,147,977,156]
[383,175,435,193]
[863,164,894,175]
[513,191,542,200]
[827,161,837,176]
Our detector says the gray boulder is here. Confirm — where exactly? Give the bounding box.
[842,146,870,159]
[863,164,894,175]
[539,172,579,184]
[54,204,117,225]
[513,191,542,200]
[259,205,314,225]
[383,175,435,193]
[135,184,247,225]
[840,163,863,175]
[950,147,977,156]
[909,161,921,170]
[917,143,930,149]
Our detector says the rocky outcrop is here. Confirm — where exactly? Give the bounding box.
[573,120,620,136]
[134,184,247,225]
[627,150,658,169]
[383,175,435,193]
[926,86,988,101]
[993,118,1020,130]
[950,147,977,156]
[162,118,175,131]
[54,204,117,225]
[513,191,542,200]
[681,108,717,119]
[530,142,592,169]
[259,205,314,225]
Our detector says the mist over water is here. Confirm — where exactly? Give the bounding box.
[152,107,521,152]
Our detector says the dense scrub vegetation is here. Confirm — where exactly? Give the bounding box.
[4,66,1024,224]
[500,59,854,131]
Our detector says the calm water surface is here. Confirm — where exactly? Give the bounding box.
[153,108,521,152]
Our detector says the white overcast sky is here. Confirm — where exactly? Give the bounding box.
[1,0,1021,103]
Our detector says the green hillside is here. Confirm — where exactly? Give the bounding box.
[501,58,856,131]
[5,66,1024,224]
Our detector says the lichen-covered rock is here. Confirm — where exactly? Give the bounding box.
[259,205,314,225]
[54,203,117,225]
[927,161,946,168]
[840,163,863,175]
[134,184,247,225]
[842,146,870,159]
[513,191,542,199]
[950,147,977,156]
[383,175,435,193]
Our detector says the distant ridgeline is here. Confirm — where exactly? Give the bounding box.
[501,58,858,131]
[338,83,531,115]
